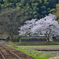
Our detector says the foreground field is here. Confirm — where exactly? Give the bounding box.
[0,43,35,59]
[7,45,56,59]
[17,45,59,55]
[1,41,59,59]
[5,42,59,59]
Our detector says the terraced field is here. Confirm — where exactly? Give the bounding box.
[0,43,35,59]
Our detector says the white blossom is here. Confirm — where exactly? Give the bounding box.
[19,14,59,37]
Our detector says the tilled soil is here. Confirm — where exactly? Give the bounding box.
[0,46,19,59]
[0,54,3,59]
[0,44,35,59]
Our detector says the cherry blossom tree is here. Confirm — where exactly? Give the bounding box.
[18,19,37,36]
[19,14,59,41]
[31,14,59,41]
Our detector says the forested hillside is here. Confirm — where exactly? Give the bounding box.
[0,0,59,36]
[0,0,59,18]
[55,4,59,18]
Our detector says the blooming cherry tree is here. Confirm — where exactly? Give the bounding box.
[31,14,59,41]
[19,14,59,41]
[18,19,37,36]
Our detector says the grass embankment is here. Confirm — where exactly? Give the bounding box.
[15,42,59,45]
[6,42,56,59]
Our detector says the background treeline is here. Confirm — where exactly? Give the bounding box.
[0,0,59,36]
[0,0,59,18]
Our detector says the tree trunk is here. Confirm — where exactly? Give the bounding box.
[10,32,14,42]
[47,37,49,42]
[19,39,21,43]
[18,37,21,43]
[47,34,50,42]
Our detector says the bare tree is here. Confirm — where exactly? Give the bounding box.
[0,8,32,42]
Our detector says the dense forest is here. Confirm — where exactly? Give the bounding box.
[0,0,59,36]
[0,0,59,18]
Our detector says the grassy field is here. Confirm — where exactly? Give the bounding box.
[4,42,59,59]
[1,41,59,59]
[6,44,56,59]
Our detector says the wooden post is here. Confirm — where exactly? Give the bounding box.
[18,37,21,43]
